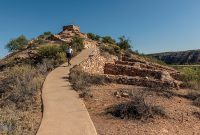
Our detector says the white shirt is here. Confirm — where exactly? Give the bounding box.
[66,48,73,54]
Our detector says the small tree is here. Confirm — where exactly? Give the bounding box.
[102,36,116,44]
[87,33,101,41]
[117,36,131,50]
[38,31,52,39]
[6,35,29,52]
[94,35,101,41]
[87,33,96,40]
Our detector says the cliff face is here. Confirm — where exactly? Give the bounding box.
[149,49,200,65]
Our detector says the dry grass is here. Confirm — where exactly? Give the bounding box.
[69,65,109,98]
[0,64,44,134]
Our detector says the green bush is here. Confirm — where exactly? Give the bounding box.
[69,66,108,91]
[87,33,96,40]
[87,33,101,41]
[177,67,200,89]
[107,93,167,120]
[102,36,116,44]
[100,44,121,56]
[37,45,61,58]
[59,43,69,52]
[70,36,84,53]
[69,65,109,99]
[117,36,131,50]
[5,35,29,52]
[38,31,52,39]
[56,52,66,63]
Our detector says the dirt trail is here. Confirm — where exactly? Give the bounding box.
[37,47,97,135]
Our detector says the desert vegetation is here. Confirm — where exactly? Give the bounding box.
[107,92,167,121]
[0,65,42,134]
[5,35,29,52]
[0,30,85,134]
[99,36,132,57]
[87,33,101,41]
[175,66,200,90]
[0,52,68,134]
[69,65,109,99]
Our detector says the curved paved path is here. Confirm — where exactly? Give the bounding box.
[37,47,97,135]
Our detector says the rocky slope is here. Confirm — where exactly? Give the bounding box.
[149,49,200,65]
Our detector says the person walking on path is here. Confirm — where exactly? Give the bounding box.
[66,46,73,66]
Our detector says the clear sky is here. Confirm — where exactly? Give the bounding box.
[1,0,200,58]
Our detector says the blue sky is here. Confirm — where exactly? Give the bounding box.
[1,0,200,58]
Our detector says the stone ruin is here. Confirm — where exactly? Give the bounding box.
[47,25,98,48]
[48,25,87,42]
[80,50,182,89]
[63,25,80,32]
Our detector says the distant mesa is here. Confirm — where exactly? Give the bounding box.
[149,49,200,65]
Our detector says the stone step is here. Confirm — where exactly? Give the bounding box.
[104,63,162,79]
[115,60,175,72]
[103,74,178,89]
[121,56,177,73]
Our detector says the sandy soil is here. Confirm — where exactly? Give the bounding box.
[84,84,200,135]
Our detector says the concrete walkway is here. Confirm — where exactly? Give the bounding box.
[37,47,97,135]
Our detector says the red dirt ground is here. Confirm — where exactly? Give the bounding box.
[84,84,200,135]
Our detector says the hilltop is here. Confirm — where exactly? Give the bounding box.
[0,25,200,135]
[149,49,200,65]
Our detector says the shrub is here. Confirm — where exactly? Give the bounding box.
[69,66,108,91]
[178,67,200,89]
[37,45,61,58]
[36,58,61,75]
[102,36,116,44]
[56,52,66,64]
[117,36,131,50]
[38,31,52,39]
[59,43,69,52]
[5,35,29,52]
[94,35,101,41]
[70,36,84,53]
[193,112,200,119]
[87,33,96,40]
[4,65,43,110]
[100,44,121,56]
[34,38,48,45]
[79,90,93,99]
[194,97,200,107]
[0,64,45,134]
[107,93,167,120]
[186,92,200,107]
[185,92,200,100]
[87,33,101,41]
